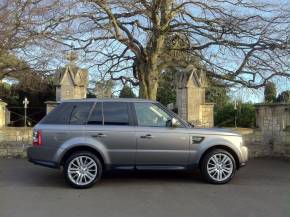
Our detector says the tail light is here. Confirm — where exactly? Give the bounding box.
[33,130,42,146]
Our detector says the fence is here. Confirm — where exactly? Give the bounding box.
[7,106,46,127]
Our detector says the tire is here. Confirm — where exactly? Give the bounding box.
[201,149,236,184]
[63,151,102,189]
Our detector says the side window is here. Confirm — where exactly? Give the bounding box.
[134,103,174,127]
[41,102,74,124]
[69,102,94,125]
[103,102,129,126]
[87,102,103,125]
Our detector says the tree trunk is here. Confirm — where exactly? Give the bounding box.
[139,78,158,100]
[135,24,166,100]
[137,61,159,100]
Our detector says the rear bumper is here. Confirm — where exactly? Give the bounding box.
[28,158,58,168]
[27,147,59,169]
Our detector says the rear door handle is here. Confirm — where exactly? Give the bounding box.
[140,134,154,139]
[92,133,107,138]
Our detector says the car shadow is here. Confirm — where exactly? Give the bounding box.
[101,170,205,186]
[0,161,206,189]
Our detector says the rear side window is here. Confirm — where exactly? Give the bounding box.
[87,102,103,125]
[69,102,94,125]
[41,102,73,124]
[103,102,129,125]
[41,102,93,125]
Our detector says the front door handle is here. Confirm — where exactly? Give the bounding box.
[140,134,154,139]
[92,133,107,138]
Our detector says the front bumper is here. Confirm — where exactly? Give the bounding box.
[239,145,248,168]
[27,147,59,169]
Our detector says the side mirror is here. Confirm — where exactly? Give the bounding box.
[171,118,179,128]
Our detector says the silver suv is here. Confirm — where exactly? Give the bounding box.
[28,99,248,188]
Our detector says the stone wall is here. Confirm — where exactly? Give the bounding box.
[0,127,32,158]
[255,103,290,157]
[233,128,290,158]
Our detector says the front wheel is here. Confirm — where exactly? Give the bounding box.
[64,151,102,188]
[201,149,236,184]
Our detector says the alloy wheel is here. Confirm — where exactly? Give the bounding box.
[206,153,234,182]
[67,156,98,186]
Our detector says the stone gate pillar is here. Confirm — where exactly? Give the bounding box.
[176,65,214,128]
[0,100,7,127]
[46,51,88,114]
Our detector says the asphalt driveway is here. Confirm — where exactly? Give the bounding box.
[0,158,289,217]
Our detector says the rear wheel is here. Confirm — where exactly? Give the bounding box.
[201,149,236,184]
[64,151,102,188]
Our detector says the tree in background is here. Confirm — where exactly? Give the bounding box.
[0,71,55,126]
[94,80,114,98]
[237,103,256,128]
[214,103,236,127]
[205,78,230,110]
[0,51,29,81]
[276,90,290,103]
[119,85,136,98]
[0,0,59,81]
[264,82,277,103]
[157,70,176,106]
[205,78,255,128]
[33,0,289,99]
[214,102,255,128]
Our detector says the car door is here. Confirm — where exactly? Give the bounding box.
[134,102,190,169]
[86,101,136,169]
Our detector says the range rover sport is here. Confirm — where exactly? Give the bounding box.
[27,98,248,188]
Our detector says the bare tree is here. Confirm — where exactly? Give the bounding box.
[0,0,29,80]
[0,0,65,81]
[20,0,290,99]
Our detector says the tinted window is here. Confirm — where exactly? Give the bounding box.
[69,102,94,125]
[134,103,175,127]
[87,102,103,125]
[41,102,73,124]
[103,102,129,125]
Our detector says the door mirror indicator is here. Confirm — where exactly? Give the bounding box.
[172,118,178,127]
[191,136,204,144]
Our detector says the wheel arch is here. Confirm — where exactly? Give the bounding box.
[60,145,106,170]
[198,145,240,170]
